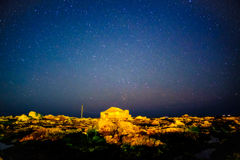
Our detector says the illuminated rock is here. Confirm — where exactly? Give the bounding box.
[165,128,184,133]
[17,114,29,121]
[135,116,147,120]
[117,121,139,136]
[169,123,178,128]
[104,135,119,144]
[95,119,117,135]
[204,116,214,121]
[151,120,160,125]
[53,115,68,121]
[182,114,189,117]
[28,111,42,120]
[122,134,163,147]
[100,107,131,119]
[175,120,185,126]
[201,121,212,128]
[43,114,55,119]
[147,127,158,135]
[19,127,62,142]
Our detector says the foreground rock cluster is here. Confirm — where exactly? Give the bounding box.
[1,112,240,147]
[1,112,240,160]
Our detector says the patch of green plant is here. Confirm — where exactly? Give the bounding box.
[0,120,16,126]
[121,144,145,157]
[120,143,166,159]
[188,126,200,134]
[222,128,229,133]
[62,129,108,153]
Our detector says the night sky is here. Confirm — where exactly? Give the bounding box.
[1,0,239,118]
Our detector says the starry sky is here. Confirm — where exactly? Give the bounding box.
[1,0,239,118]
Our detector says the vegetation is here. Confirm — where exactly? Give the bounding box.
[187,126,200,134]
[61,129,108,152]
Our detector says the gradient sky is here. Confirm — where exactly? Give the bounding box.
[1,0,239,118]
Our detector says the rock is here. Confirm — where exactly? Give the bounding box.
[0,142,14,150]
[204,116,213,121]
[117,121,139,136]
[121,135,161,147]
[194,148,216,159]
[95,119,117,135]
[43,114,55,119]
[207,136,219,143]
[165,128,184,133]
[135,116,147,120]
[182,114,189,118]
[147,128,158,135]
[54,115,67,121]
[151,120,160,125]
[17,114,29,121]
[29,111,42,120]
[175,120,185,126]
[104,135,119,144]
[127,117,134,121]
[201,121,212,128]
[169,123,178,128]
[19,127,62,142]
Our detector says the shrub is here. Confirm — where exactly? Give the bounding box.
[62,129,107,152]
[188,127,200,133]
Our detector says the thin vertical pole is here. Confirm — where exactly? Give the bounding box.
[81,105,83,118]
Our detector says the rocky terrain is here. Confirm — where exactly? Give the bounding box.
[0,111,240,160]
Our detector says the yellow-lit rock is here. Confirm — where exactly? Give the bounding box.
[147,127,158,135]
[151,120,160,125]
[182,114,189,117]
[201,121,212,127]
[165,128,184,133]
[17,114,29,121]
[117,121,139,136]
[43,114,55,119]
[175,120,185,126]
[100,107,131,119]
[122,135,159,146]
[169,123,178,128]
[95,119,117,135]
[135,116,147,120]
[29,111,41,119]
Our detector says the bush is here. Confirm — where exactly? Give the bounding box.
[188,127,200,134]
[62,129,107,152]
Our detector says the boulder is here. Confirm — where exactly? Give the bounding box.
[135,116,147,120]
[17,114,29,121]
[194,148,216,159]
[169,123,178,128]
[151,120,160,125]
[122,135,161,146]
[175,120,185,126]
[201,121,212,128]
[104,135,119,144]
[117,121,139,136]
[43,114,55,120]
[147,127,158,135]
[28,111,42,120]
[95,119,117,135]
[207,136,219,144]
[165,128,184,133]
[182,114,189,118]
